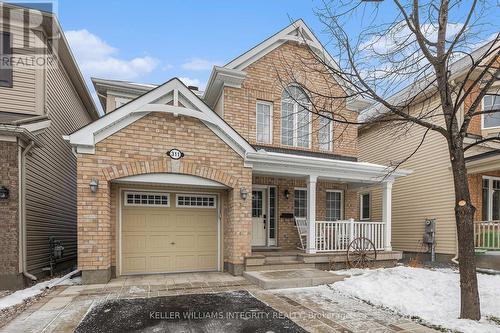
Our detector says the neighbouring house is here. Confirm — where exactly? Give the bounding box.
[358,42,500,263]
[67,20,409,284]
[0,3,98,289]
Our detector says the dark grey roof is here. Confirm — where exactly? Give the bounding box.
[252,145,358,162]
[465,150,500,162]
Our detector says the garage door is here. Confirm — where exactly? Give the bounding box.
[121,191,218,274]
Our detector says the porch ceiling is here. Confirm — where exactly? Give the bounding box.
[246,151,411,184]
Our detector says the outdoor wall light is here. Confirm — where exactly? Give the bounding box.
[0,186,9,199]
[284,189,290,200]
[240,187,248,200]
[89,179,99,193]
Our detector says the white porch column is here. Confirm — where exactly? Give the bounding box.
[306,175,318,254]
[382,180,394,251]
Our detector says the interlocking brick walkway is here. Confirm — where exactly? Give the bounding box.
[0,272,437,333]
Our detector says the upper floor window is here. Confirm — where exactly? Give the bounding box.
[482,93,500,129]
[0,32,13,88]
[281,85,311,148]
[318,112,333,151]
[256,101,273,144]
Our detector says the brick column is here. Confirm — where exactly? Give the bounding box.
[224,178,252,275]
[77,164,112,284]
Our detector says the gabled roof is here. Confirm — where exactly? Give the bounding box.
[66,78,255,157]
[224,19,338,72]
[203,19,353,108]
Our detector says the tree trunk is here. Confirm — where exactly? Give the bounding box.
[449,141,481,320]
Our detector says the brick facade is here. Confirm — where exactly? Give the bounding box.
[468,170,500,221]
[0,141,21,287]
[223,41,358,158]
[77,112,252,281]
[252,176,359,249]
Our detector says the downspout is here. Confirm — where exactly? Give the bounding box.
[20,140,37,281]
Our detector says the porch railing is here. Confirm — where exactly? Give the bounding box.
[474,220,500,250]
[316,219,385,252]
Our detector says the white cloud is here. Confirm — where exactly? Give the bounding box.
[179,77,202,88]
[181,57,221,71]
[66,29,159,80]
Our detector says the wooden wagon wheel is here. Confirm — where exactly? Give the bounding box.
[346,237,377,268]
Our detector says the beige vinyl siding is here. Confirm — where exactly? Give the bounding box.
[359,101,457,255]
[0,26,43,115]
[24,50,93,275]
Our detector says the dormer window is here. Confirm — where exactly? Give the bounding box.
[0,32,13,88]
[482,92,500,129]
[281,85,311,148]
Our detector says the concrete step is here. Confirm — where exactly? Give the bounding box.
[243,268,345,290]
[245,262,315,271]
[264,255,300,263]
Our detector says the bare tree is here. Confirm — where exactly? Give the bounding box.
[275,0,499,320]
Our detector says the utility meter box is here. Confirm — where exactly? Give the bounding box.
[423,218,436,244]
[425,218,436,233]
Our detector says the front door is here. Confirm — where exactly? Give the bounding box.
[252,189,267,246]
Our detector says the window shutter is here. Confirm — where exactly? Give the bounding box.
[0,32,13,87]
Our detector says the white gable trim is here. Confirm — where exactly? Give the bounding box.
[66,78,255,157]
[222,19,353,97]
[225,20,333,71]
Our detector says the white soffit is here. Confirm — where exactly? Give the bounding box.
[66,78,255,157]
[112,173,228,188]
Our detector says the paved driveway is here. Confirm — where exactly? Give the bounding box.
[0,272,437,333]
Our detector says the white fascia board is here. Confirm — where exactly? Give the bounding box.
[245,151,411,181]
[67,77,255,157]
[19,119,51,133]
[68,79,182,147]
[224,19,353,96]
[203,66,246,108]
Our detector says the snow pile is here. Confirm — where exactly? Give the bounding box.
[330,266,500,333]
[0,274,81,311]
[0,280,52,310]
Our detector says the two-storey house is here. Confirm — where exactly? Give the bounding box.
[67,20,408,284]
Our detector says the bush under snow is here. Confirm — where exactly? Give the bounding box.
[331,266,500,333]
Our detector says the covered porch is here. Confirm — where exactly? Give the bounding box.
[245,150,410,268]
[466,150,500,251]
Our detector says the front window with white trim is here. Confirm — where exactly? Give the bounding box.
[176,194,216,208]
[318,112,333,151]
[281,86,311,148]
[326,190,343,221]
[482,177,500,221]
[482,92,500,129]
[256,101,273,144]
[125,192,170,207]
[294,189,307,218]
[360,193,370,220]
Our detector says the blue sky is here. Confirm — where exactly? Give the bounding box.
[57,0,330,89]
[46,0,497,102]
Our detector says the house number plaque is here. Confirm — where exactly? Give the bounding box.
[167,148,184,160]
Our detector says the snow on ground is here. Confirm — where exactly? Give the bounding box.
[0,275,81,310]
[330,266,500,333]
[0,279,52,310]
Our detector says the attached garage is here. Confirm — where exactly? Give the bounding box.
[120,191,219,275]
